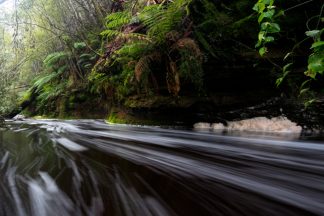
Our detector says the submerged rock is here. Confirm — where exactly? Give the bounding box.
[195,116,302,133]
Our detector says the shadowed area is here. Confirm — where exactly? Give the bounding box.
[1,119,324,216]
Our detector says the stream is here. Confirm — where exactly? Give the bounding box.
[0,119,324,216]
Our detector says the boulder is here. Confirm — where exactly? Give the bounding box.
[13,114,26,121]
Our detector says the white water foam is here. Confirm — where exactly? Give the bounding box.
[194,116,302,133]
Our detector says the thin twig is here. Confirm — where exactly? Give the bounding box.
[285,0,315,13]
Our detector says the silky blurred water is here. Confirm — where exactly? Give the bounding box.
[0,119,324,216]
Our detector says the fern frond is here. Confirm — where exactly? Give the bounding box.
[37,82,66,102]
[33,65,67,93]
[74,42,87,49]
[116,41,152,58]
[173,38,202,59]
[43,52,69,68]
[135,52,161,82]
[79,53,93,59]
[100,29,121,39]
[101,29,150,42]
[166,61,181,96]
[105,11,131,29]
[139,0,193,42]
[89,72,112,95]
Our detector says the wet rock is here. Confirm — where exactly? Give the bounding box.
[211,123,226,130]
[13,114,26,121]
[193,122,211,129]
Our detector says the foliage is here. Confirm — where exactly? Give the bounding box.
[273,1,324,102]
[0,0,322,117]
[26,52,69,111]
[304,29,324,79]
[251,0,324,109]
[253,0,280,56]
[94,0,204,99]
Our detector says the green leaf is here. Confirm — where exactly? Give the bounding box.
[300,79,311,89]
[263,9,275,18]
[283,63,293,72]
[79,53,92,59]
[311,41,324,49]
[258,10,275,23]
[74,42,86,49]
[253,3,265,12]
[284,52,292,61]
[84,64,92,69]
[304,99,316,108]
[276,9,285,17]
[267,23,280,33]
[265,36,274,42]
[308,53,324,73]
[255,40,262,48]
[300,88,310,95]
[258,31,266,41]
[259,47,267,56]
[269,0,275,6]
[276,77,283,87]
[261,22,270,30]
[258,13,265,23]
[304,70,317,79]
[43,52,69,68]
[305,30,320,37]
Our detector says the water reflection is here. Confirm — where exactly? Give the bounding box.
[1,120,324,215]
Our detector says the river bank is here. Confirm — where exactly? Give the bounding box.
[11,94,324,134]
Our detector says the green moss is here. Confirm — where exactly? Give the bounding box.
[19,90,32,105]
[124,96,197,109]
[32,115,54,120]
[106,108,164,126]
[21,109,33,117]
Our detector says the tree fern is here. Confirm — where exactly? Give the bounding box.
[175,38,204,89]
[95,0,205,98]
[135,52,161,82]
[166,61,181,96]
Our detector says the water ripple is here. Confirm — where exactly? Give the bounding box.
[0,120,324,215]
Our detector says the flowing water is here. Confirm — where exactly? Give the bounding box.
[0,119,324,216]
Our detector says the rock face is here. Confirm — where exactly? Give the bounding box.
[194,116,302,133]
[13,114,26,121]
